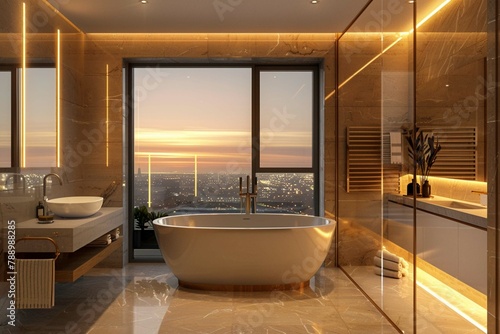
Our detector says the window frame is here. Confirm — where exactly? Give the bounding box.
[252,65,320,215]
[126,62,321,250]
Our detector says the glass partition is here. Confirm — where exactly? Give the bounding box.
[338,0,415,332]
[415,0,488,331]
[338,0,488,332]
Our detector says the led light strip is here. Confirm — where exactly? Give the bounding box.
[194,154,198,198]
[326,0,453,101]
[416,281,486,333]
[57,29,61,167]
[106,64,109,167]
[148,154,151,208]
[21,2,26,167]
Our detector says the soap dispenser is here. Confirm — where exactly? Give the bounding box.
[36,201,44,218]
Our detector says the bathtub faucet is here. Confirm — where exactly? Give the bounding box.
[239,175,257,214]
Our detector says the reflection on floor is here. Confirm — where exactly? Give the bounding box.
[344,265,487,333]
[1,263,399,333]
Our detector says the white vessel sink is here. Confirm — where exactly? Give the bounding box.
[46,196,103,218]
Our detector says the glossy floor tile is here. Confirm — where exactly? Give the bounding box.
[344,265,487,334]
[1,263,399,333]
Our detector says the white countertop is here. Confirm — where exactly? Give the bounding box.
[7,207,123,253]
[387,194,487,229]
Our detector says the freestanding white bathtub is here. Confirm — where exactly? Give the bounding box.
[153,213,335,290]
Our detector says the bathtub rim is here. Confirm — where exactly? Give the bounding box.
[152,212,335,230]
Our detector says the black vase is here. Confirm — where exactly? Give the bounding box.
[406,179,420,196]
[422,180,431,198]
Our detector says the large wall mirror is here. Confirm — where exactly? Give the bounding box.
[0,0,83,172]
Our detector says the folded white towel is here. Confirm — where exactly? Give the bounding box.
[374,267,403,279]
[373,256,401,271]
[111,228,120,241]
[376,249,408,269]
[87,234,111,247]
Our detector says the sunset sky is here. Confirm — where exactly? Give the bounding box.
[133,67,313,174]
[0,68,55,168]
[0,67,312,171]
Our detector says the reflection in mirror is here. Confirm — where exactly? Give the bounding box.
[23,67,56,167]
[0,70,12,167]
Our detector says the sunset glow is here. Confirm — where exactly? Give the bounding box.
[133,67,313,173]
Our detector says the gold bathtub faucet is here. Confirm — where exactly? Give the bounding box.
[239,175,257,214]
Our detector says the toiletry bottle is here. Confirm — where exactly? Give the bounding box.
[36,201,44,218]
[406,179,414,195]
[407,179,420,196]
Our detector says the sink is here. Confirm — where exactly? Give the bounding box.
[46,196,103,218]
[427,200,485,210]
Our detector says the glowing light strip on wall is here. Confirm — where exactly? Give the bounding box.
[106,64,109,167]
[325,0,453,101]
[56,29,61,167]
[194,154,198,198]
[21,2,26,167]
[339,36,402,90]
[412,0,451,32]
[148,154,151,208]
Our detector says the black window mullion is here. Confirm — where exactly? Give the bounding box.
[251,65,260,182]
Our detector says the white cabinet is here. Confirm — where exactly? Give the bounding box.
[386,200,487,294]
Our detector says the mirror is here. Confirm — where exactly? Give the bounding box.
[0,0,83,171]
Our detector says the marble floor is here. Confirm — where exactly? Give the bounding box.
[1,262,487,333]
[1,263,400,334]
[344,266,487,334]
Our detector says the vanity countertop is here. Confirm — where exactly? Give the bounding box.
[7,207,123,253]
[387,194,487,229]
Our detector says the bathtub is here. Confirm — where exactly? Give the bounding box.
[153,213,335,290]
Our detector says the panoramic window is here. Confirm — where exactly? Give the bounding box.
[131,65,318,226]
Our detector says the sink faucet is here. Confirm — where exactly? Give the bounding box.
[5,173,26,193]
[43,173,63,202]
[239,175,257,214]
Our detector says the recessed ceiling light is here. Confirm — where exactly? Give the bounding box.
[311,0,318,4]
[140,0,148,4]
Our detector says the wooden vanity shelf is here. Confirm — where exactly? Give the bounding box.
[3,208,124,284]
[55,237,123,282]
